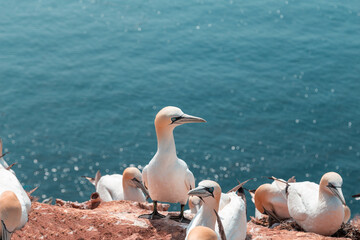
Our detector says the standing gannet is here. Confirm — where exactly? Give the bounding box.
[140,106,206,223]
[287,172,346,236]
[186,180,247,240]
[0,168,31,240]
[83,167,149,202]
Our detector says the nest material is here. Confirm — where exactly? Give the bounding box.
[251,216,360,239]
[332,222,360,240]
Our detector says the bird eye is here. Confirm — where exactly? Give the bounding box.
[171,116,182,124]
[207,187,214,193]
[327,183,335,188]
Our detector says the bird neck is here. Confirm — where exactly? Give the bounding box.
[318,187,335,205]
[197,203,218,230]
[156,127,177,157]
[122,182,145,202]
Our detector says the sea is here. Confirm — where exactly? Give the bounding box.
[1,0,359,217]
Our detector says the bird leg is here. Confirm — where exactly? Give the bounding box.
[138,201,166,220]
[169,204,191,223]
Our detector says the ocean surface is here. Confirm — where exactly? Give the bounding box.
[1,0,359,216]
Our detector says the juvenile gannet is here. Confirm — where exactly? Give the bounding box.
[0,168,31,240]
[254,177,295,224]
[83,167,149,202]
[286,172,346,236]
[140,106,206,223]
[187,226,218,240]
[186,180,247,240]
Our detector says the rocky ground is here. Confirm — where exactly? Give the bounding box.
[12,196,360,240]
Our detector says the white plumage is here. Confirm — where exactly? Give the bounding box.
[85,167,147,202]
[186,180,247,240]
[287,172,346,236]
[0,168,31,238]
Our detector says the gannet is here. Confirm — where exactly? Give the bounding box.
[187,226,218,240]
[254,177,295,224]
[0,168,31,240]
[286,172,346,236]
[186,180,247,240]
[190,179,251,214]
[83,167,149,202]
[140,106,206,223]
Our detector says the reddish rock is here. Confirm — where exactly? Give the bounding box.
[13,200,187,240]
[11,198,360,240]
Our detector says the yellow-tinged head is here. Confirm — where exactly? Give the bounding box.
[188,180,221,210]
[319,172,346,205]
[187,226,218,240]
[154,106,206,132]
[122,167,149,199]
[254,183,273,214]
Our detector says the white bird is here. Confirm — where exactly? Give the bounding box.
[253,177,295,224]
[189,179,251,214]
[186,180,247,240]
[83,167,149,202]
[286,172,346,236]
[187,226,218,240]
[0,168,31,240]
[140,106,206,223]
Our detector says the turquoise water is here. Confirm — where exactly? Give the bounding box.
[1,0,360,216]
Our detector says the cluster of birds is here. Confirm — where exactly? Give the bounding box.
[0,106,359,240]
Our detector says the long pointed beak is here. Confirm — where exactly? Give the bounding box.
[1,220,12,240]
[176,114,206,124]
[132,178,150,200]
[188,186,212,198]
[330,187,346,206]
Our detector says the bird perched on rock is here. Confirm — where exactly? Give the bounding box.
[140,106,206,223]
[83,167,149,202]
[186,180,247,240]
[286,172,347,236]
